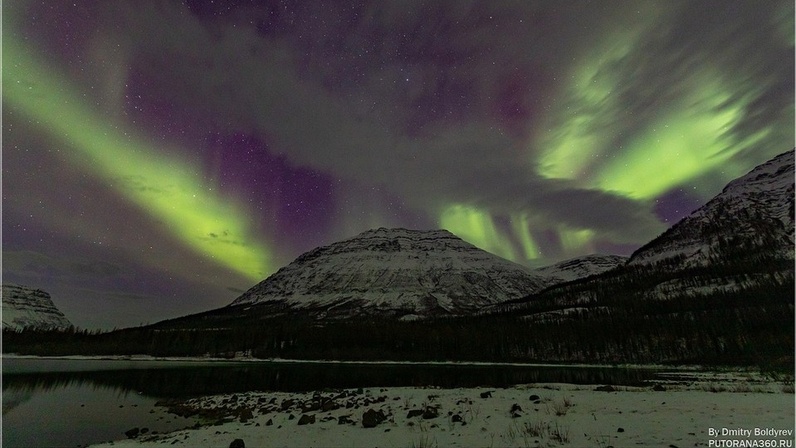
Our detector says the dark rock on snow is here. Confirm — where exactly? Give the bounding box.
[124,428,140,439]
[238,408,253,423]
[422,406,439,419]
[407,409,424,418]
[510,403,523,418]
[362,408,387,428]
[297,414,315,425]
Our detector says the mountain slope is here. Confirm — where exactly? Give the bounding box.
[532,254,627,284]
[629,150,794,268]
[491,151,794,364]
[2,284,73,330]
[230,227,556,319]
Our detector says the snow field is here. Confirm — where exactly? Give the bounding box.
[92,376,794,448]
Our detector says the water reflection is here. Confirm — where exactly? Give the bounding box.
[2,381,197,448]
[2,389,33,414]
[3,359,669,398]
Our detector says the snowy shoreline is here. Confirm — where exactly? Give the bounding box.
[89,373,794,448]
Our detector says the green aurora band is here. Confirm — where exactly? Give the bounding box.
[4,39,274,282]
[538,25,778,201]
[439,204,541,264]
[594,72,769,200]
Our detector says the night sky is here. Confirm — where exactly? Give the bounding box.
[3,0,794,329]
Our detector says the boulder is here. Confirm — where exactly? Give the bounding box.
[510,403,523,418]
[238,408,253,423]
[229,439,245,448]
[422,406,439,419]
[124,428,140,439]
[362,408,386,428]
[298,414,315,425]
[280,399,295,411]
[321,400,339,412]
[301,401,321,413]
[407,409,424,418]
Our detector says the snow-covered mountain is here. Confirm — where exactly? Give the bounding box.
[503,150,795,315]
[629,150,794,267]
[2,284,73,330]
[230,227,558,319]
[532,254,627,284]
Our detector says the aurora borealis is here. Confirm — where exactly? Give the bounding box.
[3,0,793,329]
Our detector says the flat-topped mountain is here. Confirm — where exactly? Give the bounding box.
[230,227,557,319]
[2,284,73,331]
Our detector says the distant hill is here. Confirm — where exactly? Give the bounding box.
[532,254,627,284]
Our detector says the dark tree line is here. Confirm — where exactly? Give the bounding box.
[4,276,792,371]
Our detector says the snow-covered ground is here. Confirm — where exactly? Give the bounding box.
[92,372,794,448]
